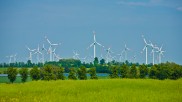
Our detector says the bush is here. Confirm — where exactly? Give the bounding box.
[129,64,137,78]
[120,64,129,78]
[169,64,182,80]
[109,66,119,78]
[30,66,40,81]
[19,68,28,82]
[68,68,77,80]
[89,67,98,79]
[56,67,65,80]
[77,66,87,80]
[156,64,170,80]
[7,67,18,83]
[139,64,148,78]
[149,65,158,79]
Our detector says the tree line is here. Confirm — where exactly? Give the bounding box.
[6,61,182,83]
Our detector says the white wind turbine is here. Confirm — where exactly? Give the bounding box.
[26,46,36,62]
[141,35,151,65]
[73,50,80,60]
[105,47,114,63]
[13,54,17,63]
[132,55,136,63]
[6,55,13,64]
[41,44,47,63]
[87,31,104,59]
[156,45,165,63]
[149,42,158,65]
[45,36,60,61]
[34,44,42,63]
[117,50,124,62]
[122,44,130,61]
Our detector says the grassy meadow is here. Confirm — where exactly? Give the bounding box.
[0,79,181,102]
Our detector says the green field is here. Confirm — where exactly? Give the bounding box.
[0,79,181,102]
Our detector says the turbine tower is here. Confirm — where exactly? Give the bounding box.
[41,44,47,63]
[87,31,104,59]
[117,50,124,62]
[26,46,36,62]
[156,45,165,63]
[149,42,158,65]
[105,47,113,63]
[6,55,13,64]
[45,36,60,61]
[122,44,130,61]
[34,44,42,63]
[141,35,150,65]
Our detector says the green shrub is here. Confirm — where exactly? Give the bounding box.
[19,68,28,82]
[89,67,98,79]
[30,66,40,81]
[7,67,18,83]
[139,64,148,78]
[120,64,129,78]
[77,66,87,80]
[109,66,119,78]
[129,64,137,78]
[68,68,77,80]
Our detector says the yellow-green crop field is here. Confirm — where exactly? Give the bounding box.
[0,79,181,102]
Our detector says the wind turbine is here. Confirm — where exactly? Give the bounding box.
[156,45,165,63]
[13,54,17,63]
[34,44,42,63]
[149,42,158,65]
[6,55,13,64]
[141,35,150,65]
[41,44,47,63]
[122,44,130,61]
[87,31,104,59]
[117,50,124,62]
[45,36,60,61]
[26,46,36,62]
[132,55,136,63]
[105,47,113,63]
[73,50,80,60]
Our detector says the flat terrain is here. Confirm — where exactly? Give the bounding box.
[0,79,181,102]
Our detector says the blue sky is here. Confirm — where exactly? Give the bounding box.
[0,0,182,64]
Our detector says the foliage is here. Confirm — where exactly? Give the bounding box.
[100,59,105,65]
[56,67,65,80]
[77,66,87,80]
[19,68,28,82]
[129,64,138,78]
[149,65,158,79]
[120,64,129,78]
[7,67,18,83]
[30,66,40,81]
[89,67,98,79]
[94,57,99,65]
[68,68,77,80]
[139,64,148,78]
[109,66,119,78]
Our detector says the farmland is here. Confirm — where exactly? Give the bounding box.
[0,79,181,102]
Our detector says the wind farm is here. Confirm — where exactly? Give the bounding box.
[0,0,182,102]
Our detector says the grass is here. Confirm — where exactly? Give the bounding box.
[0,79,181,102]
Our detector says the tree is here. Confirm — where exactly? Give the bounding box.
[109,66,119,78]
[120,64,129,78]
[56,67,65,80]
[77,65,87,80]
[170,64,182,80]
[149,65,158,79]
[7,67,18,83]
[89,67,98,79]
[129,64,137,78]
[30,66,40,81]
[156,64,171,80]
[19,68,28,82]
[139,64,148,78]
[68,68,77,80]
[94,57,99,65]
[100,59,105,65]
